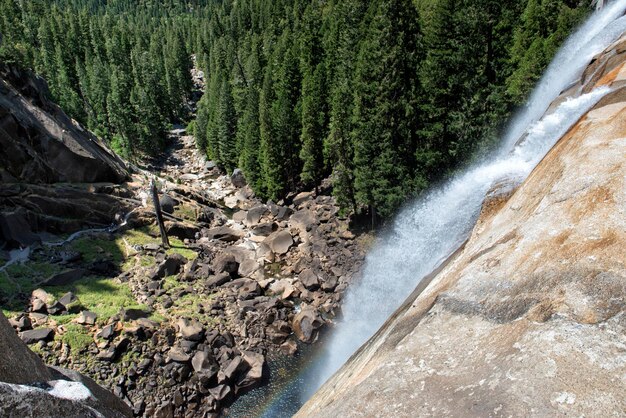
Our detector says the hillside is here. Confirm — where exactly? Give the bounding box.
[296,34,626,417]
[0,61,366,416]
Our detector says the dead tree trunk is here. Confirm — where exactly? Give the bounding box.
[151,179,170,249]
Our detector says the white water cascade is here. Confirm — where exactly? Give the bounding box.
[307,1,626,400]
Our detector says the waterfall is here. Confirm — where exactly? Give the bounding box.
[306,0,626,402]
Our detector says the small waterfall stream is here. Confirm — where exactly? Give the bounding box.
[242,2,626,416]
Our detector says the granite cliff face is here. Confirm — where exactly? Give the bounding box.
[0,64,131,248]
[297,35,626,418]
[0,64,127,184]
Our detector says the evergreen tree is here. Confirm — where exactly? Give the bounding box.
[352,0,423,219]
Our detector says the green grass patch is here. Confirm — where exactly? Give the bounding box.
[70,235,124,264]
[46,276,148,325]
[167,237,197,260]
[58,323,93,355]
[174,204,197,221]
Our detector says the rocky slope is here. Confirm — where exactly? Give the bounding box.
[0,310,132,417]
[0,62,367,416]
[296,34,626,418]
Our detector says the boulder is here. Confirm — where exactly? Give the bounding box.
[32,289,55,306]
[209,384,232,403]
[166,347,191,363]
[280,339,298,356]
[76,311,97,326]
[203,226,244,242]
[222,356,248,382]
[292,191,314,207]
[58,292,80,312]
[164,221,199,240]
[46,301,66,315]
[206,272,232,288]
[299,269,320,290]
[232,210,247,223]
[191,350,219,377]
[246,205,268,226]
[264,230,293,255]
[153,253,188,279]
[292,307,323,343]
[320,275,339,292]
[97,324,116,340]
[269,279,299,300]
[236,351,266,393]
[8,315,31,331]
[212,254,239,277]
[121,308,149,321]
[176,318,204,341]
[251,222,275,237]
[289,209,318,233]
[19,328,54,345]
[231,168,247,188]
[197,207,225,225]
[238,259,260,278]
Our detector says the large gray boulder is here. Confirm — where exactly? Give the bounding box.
[264,230,294,255]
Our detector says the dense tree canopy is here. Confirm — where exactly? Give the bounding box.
[0,0,592,220]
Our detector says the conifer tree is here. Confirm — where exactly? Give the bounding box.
[352,0,423,219]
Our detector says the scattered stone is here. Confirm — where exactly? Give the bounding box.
[204,226,244,242]
[246,205,268,226]
[299,269,320,290]
[231,169,247,188]
[292,191,314,206]
[165,221,200,240]
[167,347,191,363]
[292,306,324,343]
[206,272,232,288]
[212,254,239,277]
[8,315,31,331]
[264,230,293,255]
[19,328,54,344]
[76,311,97,326]
[177,318,204,341]
[153,253,188,279]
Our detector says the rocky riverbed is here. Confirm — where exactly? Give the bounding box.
[2,127,368,417]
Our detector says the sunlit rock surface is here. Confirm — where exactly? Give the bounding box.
[297,35,626,418]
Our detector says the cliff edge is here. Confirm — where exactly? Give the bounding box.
[297,35,626,418]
